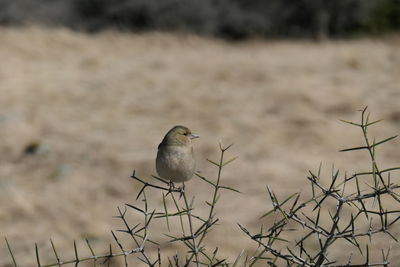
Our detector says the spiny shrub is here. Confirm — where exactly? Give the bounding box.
[5,107,400,266]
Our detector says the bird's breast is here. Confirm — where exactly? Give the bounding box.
[156,145,196,182]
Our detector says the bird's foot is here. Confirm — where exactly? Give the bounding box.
[165,181,185,198]
[179,182,185,199]
[169,181,175,191]
[165,181,179,196]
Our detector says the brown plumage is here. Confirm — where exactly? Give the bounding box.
[156,126,199,183]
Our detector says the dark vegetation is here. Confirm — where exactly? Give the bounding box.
[0,0,399,39]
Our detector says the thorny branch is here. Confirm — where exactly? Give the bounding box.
[240,107,400,267]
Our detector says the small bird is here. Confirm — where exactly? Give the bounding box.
[156,125,199,183]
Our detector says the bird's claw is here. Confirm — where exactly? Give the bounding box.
[179,182,185,199]
[165,181,185,198]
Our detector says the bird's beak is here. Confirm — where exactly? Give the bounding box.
[190,133,200,139]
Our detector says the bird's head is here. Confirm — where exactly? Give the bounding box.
[160,125,199,147]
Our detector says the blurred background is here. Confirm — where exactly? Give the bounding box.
[1,0,400,266]
[1,0,400,39]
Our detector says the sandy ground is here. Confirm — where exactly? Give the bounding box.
[1,27,400,266]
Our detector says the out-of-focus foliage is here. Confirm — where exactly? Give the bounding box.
[0,0,77,26]
[364,0,400,33]
[0,0,399,39]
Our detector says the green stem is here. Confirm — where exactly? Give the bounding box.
[182,185,200,267]
[185,145,226,265]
